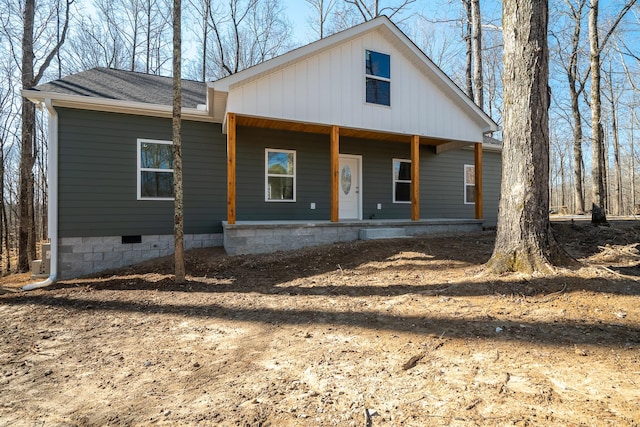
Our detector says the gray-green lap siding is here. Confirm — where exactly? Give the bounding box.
[58,111,501,237]
[235,128,417,221]
[57,108,227,238]
[421,148,501,227]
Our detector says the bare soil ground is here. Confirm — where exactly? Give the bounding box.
[0,219,639,426]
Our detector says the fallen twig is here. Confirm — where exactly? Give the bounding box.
[402,353,425,370]
[536,283,568,302]
[595,265,640,281]
[465,399,481,410]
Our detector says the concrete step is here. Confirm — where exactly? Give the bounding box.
[359,227,408,240]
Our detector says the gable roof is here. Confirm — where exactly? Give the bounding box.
[31,67,206,109]
[210,16,498,133]
[23,16,498,134]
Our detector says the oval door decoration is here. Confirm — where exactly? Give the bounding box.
[341,165,352,195]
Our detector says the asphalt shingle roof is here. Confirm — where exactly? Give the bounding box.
[33,67,206,109]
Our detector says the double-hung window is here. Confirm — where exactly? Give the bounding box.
[393,159,411,203]
[266,149,296,202]
[464,164,475,204]
[365,50,391,106]
[137,139,174,200]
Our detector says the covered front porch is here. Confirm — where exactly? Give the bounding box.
[225,113,485,224]
[222,218,482,255]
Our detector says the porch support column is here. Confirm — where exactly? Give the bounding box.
[227,113,237,224]
[411,135,420,220]
[330,125,339,222]
[474,142,483,219]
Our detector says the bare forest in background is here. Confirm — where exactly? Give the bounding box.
[1,0,639,274]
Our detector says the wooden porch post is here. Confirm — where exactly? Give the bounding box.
[227,113,237,224]
[474,142,483,219]
[330,125,339,222]
[411,135,420,220]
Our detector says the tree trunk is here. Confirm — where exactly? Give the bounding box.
[173,0,185,283]
[146,0,152,74]
[17,0,72,272]
[470,0,483,108]
[486,0,568,274]
[567,4,586,214]
[2,202,9,273]
[607,75,622,215]
[567,1,586,215]
[589,0,608,224]
[0,144,5,272]
[462,0,473,98]
[571,102,585,214]
[19,0,37,272]
[202,0,210,81]
[632,109,637,211]
[560,151,566,208]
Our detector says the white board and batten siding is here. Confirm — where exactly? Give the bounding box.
[226,29,486,143]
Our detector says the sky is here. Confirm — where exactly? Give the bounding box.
[277,0,506,51]
[279,0,430,43]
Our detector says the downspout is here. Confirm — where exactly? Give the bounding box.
[23,99,58,290]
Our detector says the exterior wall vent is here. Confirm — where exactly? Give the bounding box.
[122,235,142,244]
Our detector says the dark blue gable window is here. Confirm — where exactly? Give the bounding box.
[365,50,390,106]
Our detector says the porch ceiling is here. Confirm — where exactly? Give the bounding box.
[235,114,465,146]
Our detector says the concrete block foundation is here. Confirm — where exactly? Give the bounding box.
[222,219,482,256]
[57,233,223,279]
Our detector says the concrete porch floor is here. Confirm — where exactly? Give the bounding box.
[222,218,483,255]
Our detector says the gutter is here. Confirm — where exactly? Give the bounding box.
[21,89,217,123]
[23,98,58,291]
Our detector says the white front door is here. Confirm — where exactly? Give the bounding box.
[339,155,362,220]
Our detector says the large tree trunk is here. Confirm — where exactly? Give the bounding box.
[19,0,37,272]
[173,0,185,283]
[470,0,483,108]
[486,0,567,274]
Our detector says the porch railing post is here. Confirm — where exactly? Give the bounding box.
[411,135,420,220]
[331,125,339,222]
[227,113,237,224]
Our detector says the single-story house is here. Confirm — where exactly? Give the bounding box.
[23,15,501,283]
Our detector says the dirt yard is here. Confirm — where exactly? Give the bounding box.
[0,219,639,426]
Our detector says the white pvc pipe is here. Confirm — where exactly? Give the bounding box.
[23,99,58,291]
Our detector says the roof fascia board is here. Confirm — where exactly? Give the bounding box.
[22,89,219,123]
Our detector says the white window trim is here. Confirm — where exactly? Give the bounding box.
[464,164,475,205]
[364,49,391,107]
[137,138,174,201]
[392,158,411,204]
[265,148,296,202]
